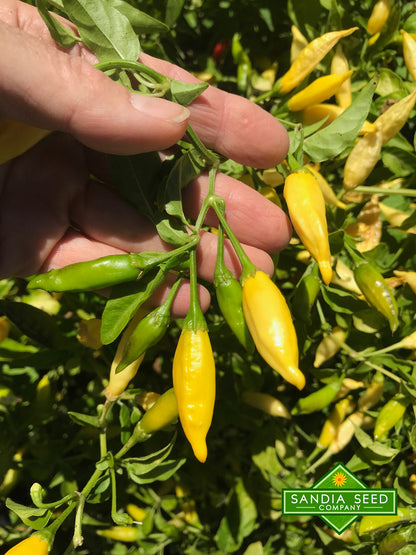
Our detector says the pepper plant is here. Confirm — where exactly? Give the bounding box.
[2,0,416,553]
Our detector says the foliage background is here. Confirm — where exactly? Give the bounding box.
[1,0,416,553]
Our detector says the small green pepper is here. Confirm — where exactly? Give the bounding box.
[379,524,416,555]
[292,375,344,415]
[359,507,416,535]
[27,254,145,292]
[374,394,408,441]
[354,262,399,333]
[214,225,254,353]
[116,278,182,373]
[291,271,321,323]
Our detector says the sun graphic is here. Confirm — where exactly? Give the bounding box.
[332,472,347,487]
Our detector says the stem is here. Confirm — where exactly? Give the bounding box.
[115,426,149,460]
[95,60,168,86]
[354,186,416,197]
[186,125,218,166]
[183,248,206,331]
[193,166,219,233]
[211,202,257,281]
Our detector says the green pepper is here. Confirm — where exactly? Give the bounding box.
[354,262,399,333]
[374,394,408,441]
[27,254,145,292]
[214,225,254,353]
[379,524,416,555]
[359,507,416,535]
[292,375,344,415]
[116,278,182,373]
[291,271,321,323]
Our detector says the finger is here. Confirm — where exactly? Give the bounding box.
[182,172,292,252]
[69,179,276,279]
[42,230,211,317]
[0,16,189,154]
[140,53,290,168]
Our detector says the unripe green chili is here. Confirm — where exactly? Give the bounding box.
[292,375,344,415]
[27,254,145,292]
[354,262,399,333]
[374,394,408,441]
[291,271,321,322]
[116,278,182,373]
[214,225,254,352]
[378,524,416,555]
[97,526,140,542]
[359,507,416,535]
[138,388,178,435]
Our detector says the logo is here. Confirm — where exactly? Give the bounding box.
[282,463,397,533]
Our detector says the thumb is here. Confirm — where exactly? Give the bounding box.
[0,20,189,155]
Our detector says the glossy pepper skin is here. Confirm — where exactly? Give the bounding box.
[241,391,291,418]
[374,395,408,441]
[214,226,254,352]
[5,535,49,555]
[27,254,143,292]
[288,71,353,111]
[284,171,332,285]
[354,262,399,333]
[242,271,305,390]
[173,328,216,463]
[331,45,352,108]
[279,27,357,94]
[138,388,178,434]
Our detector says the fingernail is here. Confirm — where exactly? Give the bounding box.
[130,93,190,124]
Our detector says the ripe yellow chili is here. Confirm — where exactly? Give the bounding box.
[331,45,352,108]
[279,27,358,94]
[317,396,354,448]
[290,25,308,64]
[242,270,305,390]
[343,127,383,190]
[241,391,291,418]
[5,535,50,555]
[306,164,347,209]
[366,0,391,36]
[288,71,353,111]
[97,526,139,542]
[283,171,332,284]
[374,88,416,145]
[313,326,347,368]
[401,29,416,81]
[173,327,216,463]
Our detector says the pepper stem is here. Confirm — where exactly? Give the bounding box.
[211,201,257,283]
[183,248,207,331]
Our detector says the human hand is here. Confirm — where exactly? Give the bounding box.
[0,0,291,316]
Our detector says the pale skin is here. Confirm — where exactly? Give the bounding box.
[0,0,291,316]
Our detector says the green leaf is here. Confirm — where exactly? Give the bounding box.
[62,0,140,61]
[36,0,80,48]
[127,457,186,484]
[113,0,169,34]
[68,411,100,428]
[215,478,257,553]
[123,439,175,475]
[243,542,264,555]
[353,426,399,465]
[303,77,378,162]
[165,0,185,27]
[6,499,52,530]
[169,80,209,106]
[110,152,161,221]
[376,68,407,97]
[163,151,205,225]
[100,266,168,345]
[154,215,190,246]
[382,147,416,177]
[321,286,367,314]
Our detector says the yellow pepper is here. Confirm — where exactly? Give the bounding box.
[97,526,139,542]
[379,203,416,234]
[288,71,353,111]
[374,88,416,145]
[105,309,148,401]
[0,120,50,165]
[317,396,354,448]
[313,326,347,368]
[241,270,305,390]
[401,29,416,81]
[173,328,216,463]
[343,127,383,190]
[331,45,352,108]
[306,164,346,209]
[279,27,358,94]
[290,25,309,64]
[4,535,50,555]
[283,171,333,284]
[126,504,147,522]
[366,0,391,36]
[393,270,416,294]
[241,391,291,418]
